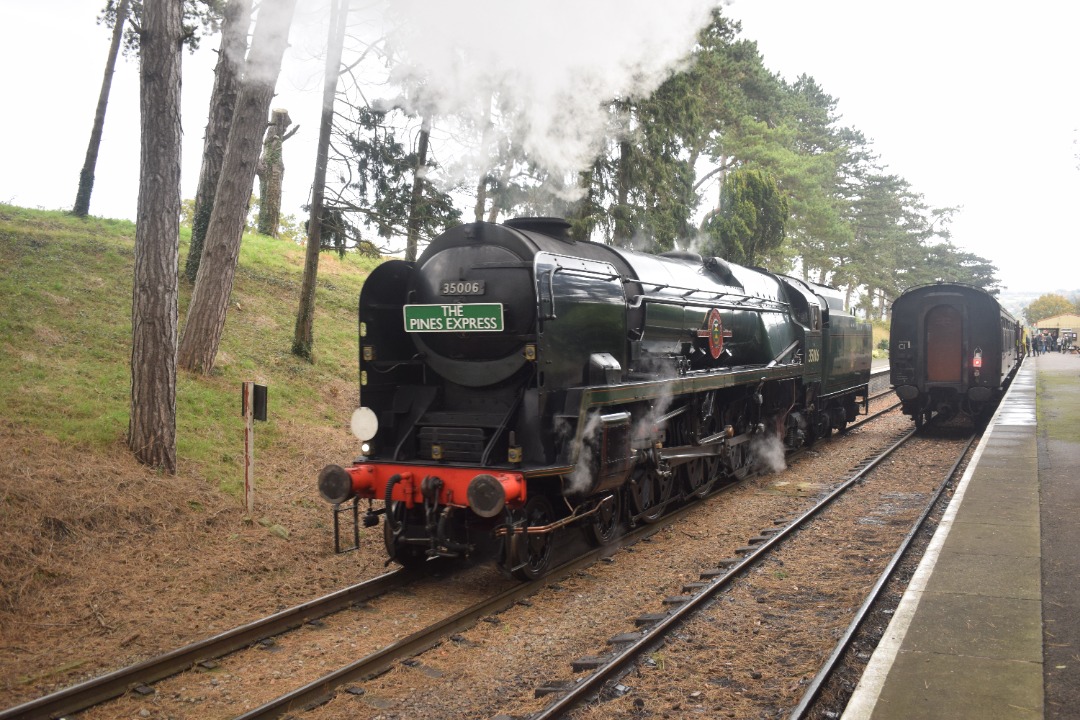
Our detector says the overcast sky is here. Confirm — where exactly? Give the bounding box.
[1,0,1076,293]
[725,0,1080,294]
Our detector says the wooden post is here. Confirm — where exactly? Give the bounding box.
[242,381,255,514]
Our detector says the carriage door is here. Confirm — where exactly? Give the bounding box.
[925,305,962,382]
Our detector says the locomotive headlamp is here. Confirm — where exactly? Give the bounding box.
[350,406,379,441]
[431,444,444,460]
[360,441,374,456]
[972,346,983,368]
[524,344,537,361]
[318,464,355,504]
[362,346,375,362]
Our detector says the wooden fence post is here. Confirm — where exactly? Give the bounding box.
[242,381,255,514]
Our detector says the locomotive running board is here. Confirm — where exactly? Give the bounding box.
[567,363,802,457]
[575,362,801,409]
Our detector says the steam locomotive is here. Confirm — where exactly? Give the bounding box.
[889,282,1022,427]
[318,218,872,578]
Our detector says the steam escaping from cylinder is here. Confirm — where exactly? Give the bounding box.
[750,431,787,474]
[630,359,678,448]
[563,411,604,495]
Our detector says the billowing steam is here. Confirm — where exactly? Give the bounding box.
[563,411,604,495]
[380,0,720,200]
[750,431,787,474]
[630,360,678,448]
[558,357,681,497]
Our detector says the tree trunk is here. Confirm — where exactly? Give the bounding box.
[178,0,299,374]
[73,0,130,218]
[485,155,515,224]
[256,108,293,236]
[473,93,493,223]
[129,0,183,473]
[293,0,348,360]
[184,0,252,283]
[614,138,634,246]
[404,116,431,262]
[474,175,488,223]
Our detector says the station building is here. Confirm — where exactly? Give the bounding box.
[1034,313,1080,349]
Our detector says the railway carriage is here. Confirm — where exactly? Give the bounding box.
[889,282,1022,427]
[318,217,872,578]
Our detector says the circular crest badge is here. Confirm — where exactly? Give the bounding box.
[705,308,725,359]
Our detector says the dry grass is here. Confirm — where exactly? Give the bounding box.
[0,206,391,708]
[0,402,394,707]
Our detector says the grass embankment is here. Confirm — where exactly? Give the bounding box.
[0,205,396,704]
[0,204,379,494]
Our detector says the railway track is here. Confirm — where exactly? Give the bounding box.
[524,423,924,719]
[787,430,978,719]
[1,483,748,720]
[0,569,427,720]
[523,415,974,720]
[3,371,898,720]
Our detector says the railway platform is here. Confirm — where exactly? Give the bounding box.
[842,351,1080,719]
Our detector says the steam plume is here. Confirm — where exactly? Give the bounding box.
[382,0,719,192]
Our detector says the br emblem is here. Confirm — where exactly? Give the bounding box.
[698,308,733,360]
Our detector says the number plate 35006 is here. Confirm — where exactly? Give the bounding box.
[441,280,485,295]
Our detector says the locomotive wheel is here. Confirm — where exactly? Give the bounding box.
[383,502,428,568]
[586,492,622,546]
[671,408,717,499]
[682,457,717,499]
[511,494,555,581]
[627,466,672,524]
[728,440,752,480]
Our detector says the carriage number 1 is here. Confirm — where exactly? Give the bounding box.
[441,280,485,296]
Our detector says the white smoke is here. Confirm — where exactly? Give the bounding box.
[750,431,786,474]
[378,0,720,197]
[565,411,604,495]
[683,230,717,257]
[632,369,678,448]
[234,0,305,87]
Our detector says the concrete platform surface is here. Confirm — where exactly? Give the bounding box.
[841,351,1080,720]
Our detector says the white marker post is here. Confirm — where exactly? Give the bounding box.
[241,382,268,514]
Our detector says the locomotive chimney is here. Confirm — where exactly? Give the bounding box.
[505,216,573,242]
